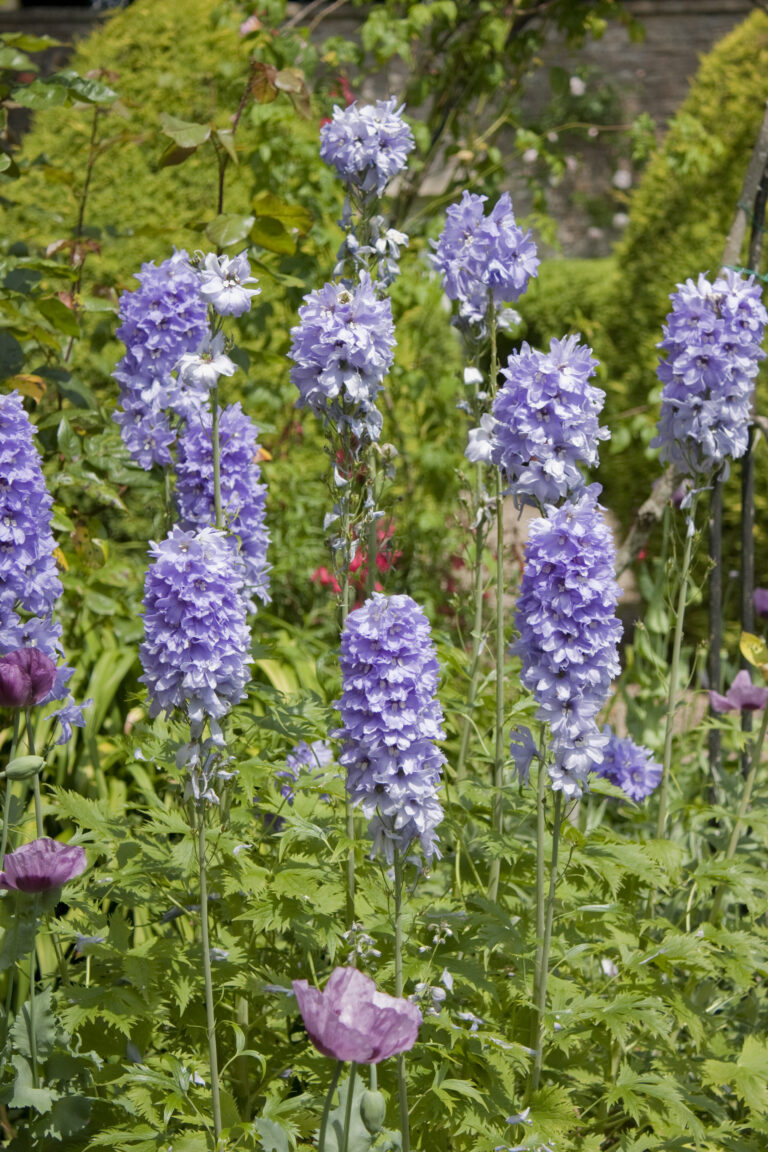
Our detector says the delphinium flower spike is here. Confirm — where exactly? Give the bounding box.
[175,402,270,611]
[335,592,445,862]
[511,484,623,798]
[112,250,209,469]
[596,727,662,801]
[490,335,609,507]
[289,273,396,452]
[0,392,88,744]
[651,269,767,479]
[320,97,415,199]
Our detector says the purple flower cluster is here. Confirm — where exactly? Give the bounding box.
[320,97,415,197]
[596,727,662,801]
[491,336,609,505]
[139,526,252,738]
[175,403,270,610]
[431,191,539,327]
[336,593,445,861]
[277,739,334,802]
[289,274,395,447]
[651,270,767,478]
[0,391,61,618]
[0,393,87,736]
[112,251,209,469]
[511,486,622,797]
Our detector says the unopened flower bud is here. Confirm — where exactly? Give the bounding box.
[360,1089,387,1134]
[3,755,45,781]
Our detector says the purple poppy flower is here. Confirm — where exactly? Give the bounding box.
[0,837,86,893]
[292,966,421,1064]
[709,670,768,713]
[0,648,57,709]
[754,588,768,618]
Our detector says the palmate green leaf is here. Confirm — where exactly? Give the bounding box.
[88,1125,162,1151]
[3,1054,57,1113]
[605,1065,706,1139]
[702,1036,768,1115]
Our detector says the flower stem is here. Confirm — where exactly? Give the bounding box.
[711,702,768,923]
[488,306,505,903]
[530,789,562,1095]
[394,848,410,1152]
[25,710,43,840]
[197,807,222,1139]
[456,460,487,782]
[319,1061,343,1152]
[657,497,698,839]
[211,384,223,531]
[0,713,20,868]
[341,1063,357,1152]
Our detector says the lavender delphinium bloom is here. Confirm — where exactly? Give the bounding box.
[175,403,270,609]
[0,838,86,893]
[289,274,395,448]
[320,97,415,197]
[0,648,57,709]
[709,669,768,713]
[277,739,334,802]
[336,592,445,861]
[491,335,609,505]
[596,727,662,801]
[139,526,252,739]
[0,391,62,618]
[754,587,768,617]
[651,270,768,478]
[293,966,421,1063]
[511,485,622,797]
[198,250,261,317]
[431,191,539,328]
[112,250,209,469]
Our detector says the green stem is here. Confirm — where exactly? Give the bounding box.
[0,712,20,867]
[530,789,562,1095]
[656,498,698,839]
[211,384,223,531]
[338,428,356,930]
[341,1063,357,1152]
[711,702,768,923]
[28,913,39,1089]
[487,307,505,902]
[198,808,222,1139]
[394,849,410,1152]
[319,1061,343,1152]
[26,710,43,840]
[530,758,547,1060]
[456,460,487,781]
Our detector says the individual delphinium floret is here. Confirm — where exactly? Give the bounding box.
[651,269,768,479]
[490,335,610,506]
[0,392,88,740]
[289,273,396,450]
[511,485,623,797]
[431,190,539,330]
[112,250,209,469]
[175,402,270,611]
[595,727,662,801]
[320,97,415,198]
[139,525,251,744]
[277,739,335,803]
[198,251,261,318]
[335,592,446,861]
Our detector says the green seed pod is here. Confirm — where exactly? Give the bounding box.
[3,755,45,781]
[359,1089,387,1135]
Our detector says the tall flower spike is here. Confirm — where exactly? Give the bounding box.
[289,274,395,450]
[112,250,209,469]
[511,486,622,797]
[0,393,87,733]
[336,592,445,861]
[139,526,252,739]
[320,97,415,197]
[431,191,539,328]
[651,269,767,478]
[175,402,270,611]
[491,335,609,506]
